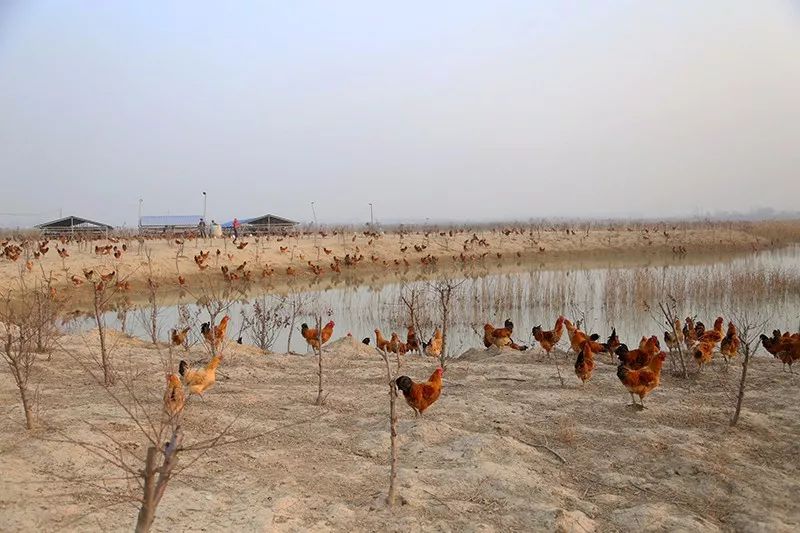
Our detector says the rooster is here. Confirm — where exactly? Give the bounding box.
[600,328,621,355]
[201,316,230,348]
[574,342,596,385]
[163,374,186,416]
[719,321,740,363]
[301,320,335,351]
[697,317,724,346]
[395,367,443,416]
[617,351,667,408]
[564,319,600,353]
[532,316,566,355]
[179,354,222,395]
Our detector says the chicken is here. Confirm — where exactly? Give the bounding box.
[617,351,667,408]
[776,338,800,373]
[574,342,596,385]
[697,317,724,346]
[301,320,335,351]
[163,374,186,416]
[484,320,528,351]
[664,319,684,351]
[201,316,230,348]
[375,328,391,351]
[616,336,660,370]
[565,319,599,353]
[389,332,407,354]
[395,367,443,416]
[532,316,566,355]
[171,326,191,347]
[719,321,740,362]
[423,327,443,358]
[406,325,420,354]
[693,342,715,369]
[179,354,222,395]
[600,328,621,355]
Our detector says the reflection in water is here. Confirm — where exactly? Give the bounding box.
[73,246,800,355]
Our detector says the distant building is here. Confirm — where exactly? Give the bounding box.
[139,215,202,234]
[36,215,113,236]
[222,214,297,233]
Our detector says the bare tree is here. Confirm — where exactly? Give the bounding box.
[429,278,465,368]
[286,290,311,354]
[376,347,399,507]
[241,295,289,352]
[658,298,688,379]
[0,284,59,429]
[730,312,770,427]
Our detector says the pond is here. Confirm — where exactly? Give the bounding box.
[70,246,800,356]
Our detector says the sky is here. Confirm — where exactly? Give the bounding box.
[1,1,799,228]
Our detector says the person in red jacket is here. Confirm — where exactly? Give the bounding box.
[232,217,241,242]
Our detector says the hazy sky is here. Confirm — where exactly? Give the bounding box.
[1,1,799,227]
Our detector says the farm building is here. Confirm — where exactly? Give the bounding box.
[36,215,113,236]
[139,215,203,235]
[222,214,297,233]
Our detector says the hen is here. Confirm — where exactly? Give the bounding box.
[483,321,528,351]
[163,374,185,416]
[574,342,596,385]
[423,327,443,358]
[179,354,222,395]
[374,328,391,352]
[406,325,420,354]
[719,321,740,362]
[697,317,724,346]
[617,351,667,408]
[395,367,443,416]
[171,326,191,347]
[616,336,660,370]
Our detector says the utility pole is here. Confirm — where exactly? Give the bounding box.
[138,199,143,227]
[202,191,207,221]
[369,203,374,226]
[311,201,317,227]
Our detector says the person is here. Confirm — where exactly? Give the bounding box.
[198,218,207,238]
[232,217,241,242]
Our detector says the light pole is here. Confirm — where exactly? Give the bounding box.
[369,203,374,226]
[138,198,143,227]
[311,201,317,227]
[202,191,207,221]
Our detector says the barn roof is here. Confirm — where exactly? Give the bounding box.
[222,214,297,228]
[139,215,202,227]
[36,215,113,230]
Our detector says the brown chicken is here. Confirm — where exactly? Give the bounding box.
[776,338,800,373]
[719,321,740,362]
[683,317,698,350]
[532,316,566,355]
[574,342,596,385]
[616,336,660,370]
[179,354,222,395]
[693,342,715,369]
[406,325,420,354]
[201,316,230,348]
[301,320,335,350]
[617,351,667,408]
[697,317,724,346]
[483,321,528,351]
[163,374,186,416]
[389,332,407,354]
[375,328,391,351]
[171,326,191,347]
[395,367,443,416]
[424,327,443,358]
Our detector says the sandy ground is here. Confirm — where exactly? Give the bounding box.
[2,221,798,304]
[1,331,798,532]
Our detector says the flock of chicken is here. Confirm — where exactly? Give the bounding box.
[161,309,800,419]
